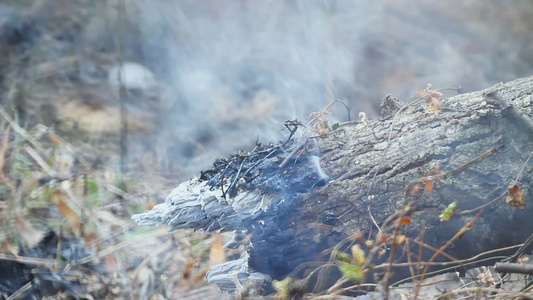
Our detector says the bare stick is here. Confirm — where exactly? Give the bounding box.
[494,262,533,275]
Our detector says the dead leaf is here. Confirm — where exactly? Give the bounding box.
[182,257,198,279]
[53,189,80,224]
[58,198,81,224]
[14,216,45,248]
[421,85,444,114]
[49,130,61,146]
[412,184,421,194]
[505,185,525,209]
[399,216,411,225]
[424,180,434,194]
[395,235,406,245]
[209,234,226,265]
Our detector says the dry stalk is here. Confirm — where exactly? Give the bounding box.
[413,209,484,299]
[0,126,15,197]
[382,147,500,299]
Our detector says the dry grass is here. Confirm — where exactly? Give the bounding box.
[0,104,237,299]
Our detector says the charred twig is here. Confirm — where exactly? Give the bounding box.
[494,262,533,275]
[225,157,247,197]
[218,159,234,196]
[278,136,322,169]
[305,100,352,127]
[283,119,304,145]
[503,232,533,265]
[202,141,283,197]
[242,147,278,178]
[279,139,307,168]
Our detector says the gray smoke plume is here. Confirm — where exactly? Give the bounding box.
[82,0,533,176]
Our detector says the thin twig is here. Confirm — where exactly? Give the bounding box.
[416,223,425,281]
[413,210,484,299]
[512,150,533,185]
[382,147,500,299]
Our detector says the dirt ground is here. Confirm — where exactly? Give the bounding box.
[0,0,532,299]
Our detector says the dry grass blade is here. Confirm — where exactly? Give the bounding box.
[0,103,43,151]
[131,239,172,279]
[77,227,170,265]
[6,282,32,300]
[0,253,56,267]
[0,125,15,197]
[24,146,55,176]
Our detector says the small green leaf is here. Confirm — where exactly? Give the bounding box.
[338,262,364,283]
[116,180,128,192]
[272,277,292,299]
[440,201,458,221]
[85,177,100,205]
[86,177,99,195]
[336,251,352,263]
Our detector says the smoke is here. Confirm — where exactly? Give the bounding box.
[82,0,533,176]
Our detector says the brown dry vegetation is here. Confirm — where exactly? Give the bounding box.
[0,1,236,299]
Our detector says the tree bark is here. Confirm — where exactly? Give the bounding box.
[133,76,533,295]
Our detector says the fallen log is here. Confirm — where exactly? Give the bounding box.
[132,76,533,297]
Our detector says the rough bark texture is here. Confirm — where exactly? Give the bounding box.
[133,76,533,295]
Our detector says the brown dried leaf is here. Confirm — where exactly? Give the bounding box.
[49,130,61,146]
[421,85,444,114]
[424,180,434,194]
[58,199,80,223]
[505,185,525,209]
[14,216,45,248]
[399,216,411,225]
[53,189,80,224]
[412,184,421,194]
[209,234,226,265]
[395,235,406,245]
[182,257,198,280]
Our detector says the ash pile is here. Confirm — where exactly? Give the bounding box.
[132,124,332,294]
